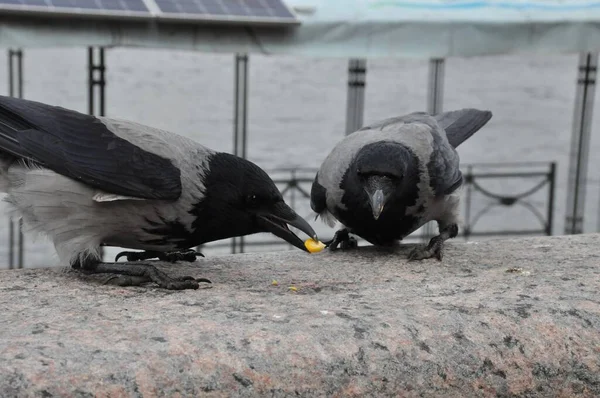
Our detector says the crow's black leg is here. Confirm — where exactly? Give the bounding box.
[115,249,204,263]
[157,249,205,263]
[408,223,459,261]
[79,260,211,290]
[323,228,358,251]
[70,255,98,269]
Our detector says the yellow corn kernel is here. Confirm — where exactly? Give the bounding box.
[304,238,326,253]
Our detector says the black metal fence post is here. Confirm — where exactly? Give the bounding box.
[423,58,445,242]
[87,47,106,260]
[232,53,249,254]
[7,48,24,269]
[547,162,556,235]
[463,165,474,241]
[88,47,106,117]
[345,59,367,136]
[564,53,598,234]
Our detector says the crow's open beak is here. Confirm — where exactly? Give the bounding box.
[256,202,318,252]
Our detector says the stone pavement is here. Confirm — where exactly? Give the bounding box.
[1,234,599,397]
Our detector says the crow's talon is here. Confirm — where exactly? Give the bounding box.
[114,251,133,262]
[115,250,160,262]
[408,226,456,261]
[104,271,200,289]
[157,249,204,263]
[407,243,443,261]
[131,265,200,290]
[82,261,207,290]
[177,275,212,284]
[115,249,204,263]
[325,229,357,251]
[103,275,151,287]
[340,236,358,250]
[333,241,357,251]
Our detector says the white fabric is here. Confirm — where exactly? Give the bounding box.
[1,0,600,57]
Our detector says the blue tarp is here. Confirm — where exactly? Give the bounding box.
[1,0,600,57]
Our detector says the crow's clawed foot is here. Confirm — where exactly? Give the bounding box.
[158,249,205,263]
[103,274,206,290]
[407,236,444,261]
[115,249,204,263]
[114,250,158,262]
[323,229,358,251]
[87,262,211,290]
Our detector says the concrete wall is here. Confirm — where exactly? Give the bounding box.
[1,234,599,397]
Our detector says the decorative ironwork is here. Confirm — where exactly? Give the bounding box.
[460,162,555,239]
[203,162,557,254]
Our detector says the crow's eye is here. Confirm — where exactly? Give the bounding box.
[247,194,259,206]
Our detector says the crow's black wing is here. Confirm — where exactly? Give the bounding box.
[434,108,493,148]
[0,95,181,200]
[310,172,328,215]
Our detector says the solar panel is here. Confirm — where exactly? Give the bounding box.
[153,0,299,25]
[0,0,300,25]
[0,0,151,20]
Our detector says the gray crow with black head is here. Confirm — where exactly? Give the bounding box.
[310,109,492,260]
[0,95,318,289]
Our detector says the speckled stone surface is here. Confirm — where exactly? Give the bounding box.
[1,234,599,397]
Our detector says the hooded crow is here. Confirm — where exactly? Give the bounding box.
[310,109,492,260]
[0,95,318,289]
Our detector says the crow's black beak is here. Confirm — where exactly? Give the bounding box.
[256,202,318,252]
[369,189,385,220]
[365,175,393,221]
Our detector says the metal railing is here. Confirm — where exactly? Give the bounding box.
[2,48,557,262]
[461,162,555,239]
[4,156,557,263]
[201,161,557,254]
